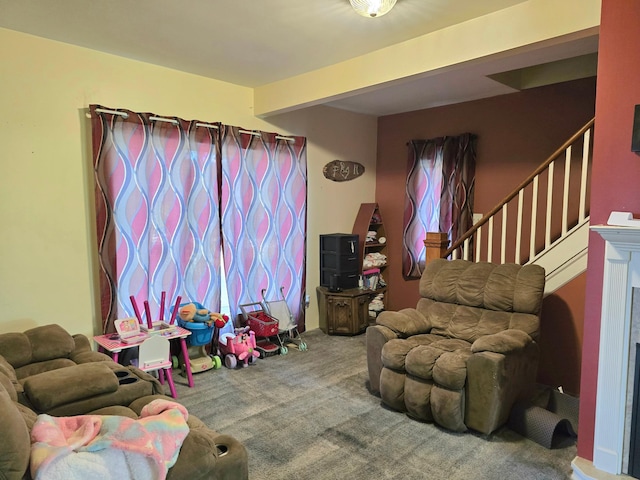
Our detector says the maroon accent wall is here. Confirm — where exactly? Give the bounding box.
[577,0,640,462]
[375,78,596,398]
[539,272,586,395]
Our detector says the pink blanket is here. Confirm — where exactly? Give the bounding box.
[30,399,189,480]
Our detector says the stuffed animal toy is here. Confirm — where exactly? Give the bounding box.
[179,303,210,323]
[211,312,229,329]
[179,302,231,330]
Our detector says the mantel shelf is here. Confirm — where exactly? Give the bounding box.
[592,224,640,245]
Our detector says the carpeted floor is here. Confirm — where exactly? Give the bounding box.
[173,329,576,480]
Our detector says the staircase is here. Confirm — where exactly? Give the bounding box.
[442,118,594,294]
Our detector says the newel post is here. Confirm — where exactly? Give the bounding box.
[424,232,449,265]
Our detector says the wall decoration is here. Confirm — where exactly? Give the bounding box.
[323,159,365,182]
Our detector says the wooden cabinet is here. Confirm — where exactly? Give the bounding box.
[316,287,371,335]
[352,203,388,318]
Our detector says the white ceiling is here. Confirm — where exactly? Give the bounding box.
[0,0,599,116]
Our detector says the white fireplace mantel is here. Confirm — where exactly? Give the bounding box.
[585,225,640,478]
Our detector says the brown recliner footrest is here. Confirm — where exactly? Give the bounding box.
[23,363,118,412]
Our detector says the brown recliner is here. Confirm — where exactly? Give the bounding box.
[366,259,545,435]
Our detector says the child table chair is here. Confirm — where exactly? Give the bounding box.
[135,335,177,398]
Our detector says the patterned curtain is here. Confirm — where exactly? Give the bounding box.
[220,126,307,330]
[402,133,476,278]
[91,105,222,332]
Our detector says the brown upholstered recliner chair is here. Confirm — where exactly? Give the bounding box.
[366,259,545,435]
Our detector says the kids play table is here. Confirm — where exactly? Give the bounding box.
[93,326,195,388]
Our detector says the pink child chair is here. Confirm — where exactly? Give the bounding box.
[134,335,177,398]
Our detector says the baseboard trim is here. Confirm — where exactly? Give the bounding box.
[572,456,634,480]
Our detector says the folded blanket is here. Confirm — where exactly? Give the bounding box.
[30,399,189,480]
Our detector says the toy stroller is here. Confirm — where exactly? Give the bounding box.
[239,302,280,358]
[261,287,307,354]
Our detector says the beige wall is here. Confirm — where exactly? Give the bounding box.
[0,28,377,340]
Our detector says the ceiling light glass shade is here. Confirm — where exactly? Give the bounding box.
[349,0,397,18]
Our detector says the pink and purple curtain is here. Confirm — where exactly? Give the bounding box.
[402,134,476,278]
[91,106,223,332]
[220,126,307,330]
[91,106,307,333]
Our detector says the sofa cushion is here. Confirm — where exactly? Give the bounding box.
[433,349,473,390]
[0,332,32,368]
[71,350,113,364]
[381,334,443,371]
[89,405,140,419]
[405,338,471,381]
[25,324,75,363]
[23,363,118,412]
[404,376,434,421]
[0,380,30,480]
[0,324,76,370]
[428,304,513,343]
[431,385,467,432]
[419,259,545,315]
[421,260,493,306]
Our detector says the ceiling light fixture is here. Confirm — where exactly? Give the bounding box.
[349,0,397,18]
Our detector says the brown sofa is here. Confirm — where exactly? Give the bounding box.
[0,324,248,479]
[366,259,545,435]
[0,324,166,415]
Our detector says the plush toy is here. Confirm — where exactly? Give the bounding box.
[178,302,228,324]
[211,312,229,329]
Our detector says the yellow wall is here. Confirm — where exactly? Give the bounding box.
[255,0,601,115]
[0,28,377,340]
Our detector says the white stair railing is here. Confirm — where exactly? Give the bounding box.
[444,118,594,268]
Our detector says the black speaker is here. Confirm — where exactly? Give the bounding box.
[632,105,640,153]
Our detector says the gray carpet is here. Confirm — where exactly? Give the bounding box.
[172,329,576,480]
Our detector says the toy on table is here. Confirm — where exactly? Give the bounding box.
[114,317,149,344]
[218,326,260,369]
[176,302,230,373]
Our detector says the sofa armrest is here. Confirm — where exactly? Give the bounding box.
[127,395,249,480]
[0,381,31,480]
[71,334,92,354]
[366,324,401,395]
[466,341,539,434]
[470,329,533,354]
[376,308,431,337]
[167,430,249,480]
